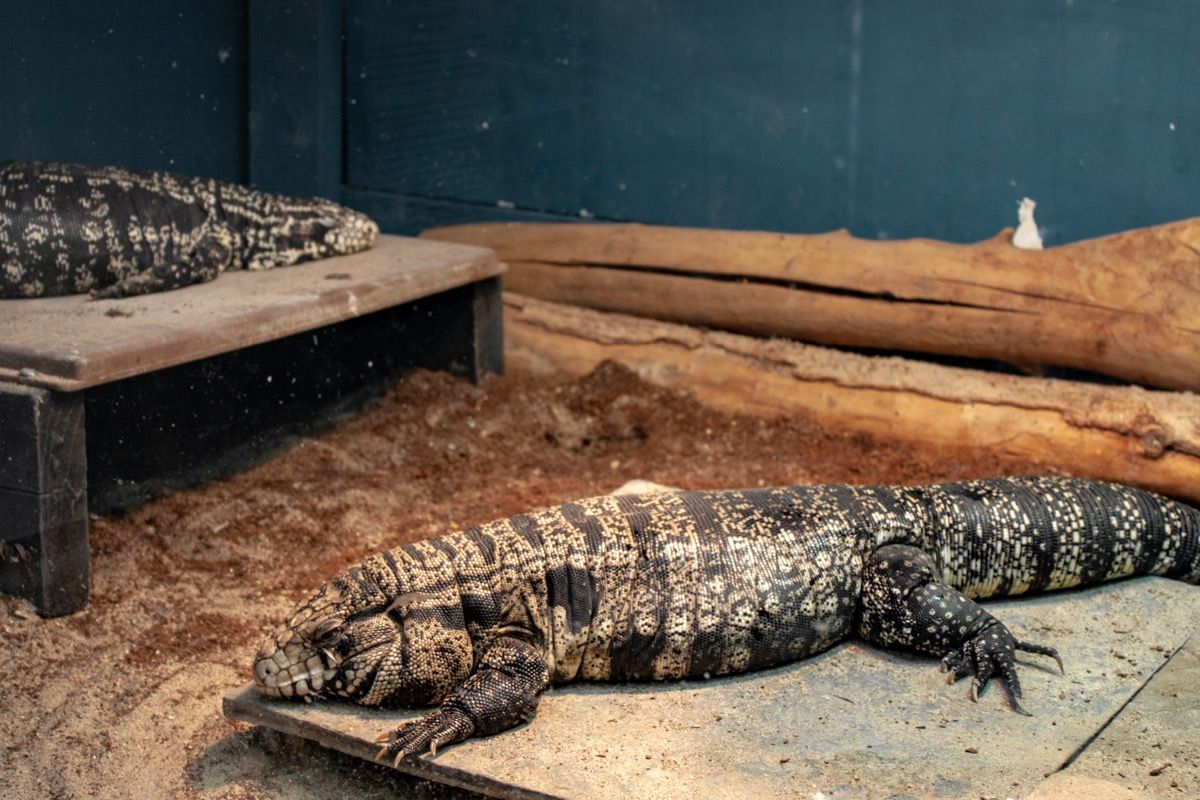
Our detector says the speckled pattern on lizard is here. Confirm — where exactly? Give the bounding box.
[252,476,1200,764]
[0,161,378,298]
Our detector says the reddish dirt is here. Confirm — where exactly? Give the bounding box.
[0,362,1039,799]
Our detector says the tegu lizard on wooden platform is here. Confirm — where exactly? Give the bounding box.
[0,161,378,298]
[252,476,1200,764]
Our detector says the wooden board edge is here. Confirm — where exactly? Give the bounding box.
[222,685,566,800]
[0,243,504,392]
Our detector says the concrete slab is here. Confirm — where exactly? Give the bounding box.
[224,578,1200,800]
[1042,628,1200,798]
[1024,773,1141,800]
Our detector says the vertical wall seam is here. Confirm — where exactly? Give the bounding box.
[846,0,864,233]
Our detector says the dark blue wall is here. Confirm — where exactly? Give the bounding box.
[344,0,1200,244]
[854,1,1199,244]
[4,1,1198,245]
[0,2,247,183]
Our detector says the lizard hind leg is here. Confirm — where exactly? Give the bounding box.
[857,544,1062,715]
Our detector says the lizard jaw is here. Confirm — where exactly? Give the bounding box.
[253,629,395,702]
[253,635,338,699]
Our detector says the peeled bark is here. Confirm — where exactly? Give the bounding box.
[504,293,1200,505]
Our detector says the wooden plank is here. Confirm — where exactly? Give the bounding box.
[344,4,1200,244]
[223,683,558,800]
[247,0,344,200]
[424,220,1200,391]
[1052,628,1200,795]
[0,4,248,184]
[0,235,502,391]
[503,294,1200,505]
[224,579,1200,800]
[83,283,499,515]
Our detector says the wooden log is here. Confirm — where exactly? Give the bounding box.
[425,221,1200,391]
[503,293,1200,505]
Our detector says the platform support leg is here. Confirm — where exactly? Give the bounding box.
[0,382,88,617]
[469,276,504,383]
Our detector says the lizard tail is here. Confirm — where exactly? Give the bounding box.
[916,476,1200,598]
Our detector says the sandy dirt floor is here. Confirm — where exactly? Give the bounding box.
[0,362,1042,799]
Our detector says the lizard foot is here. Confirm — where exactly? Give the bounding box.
[940,622,1063,715]
[90,281,141,300]
[374,707,475,765]
[90,270,163,299]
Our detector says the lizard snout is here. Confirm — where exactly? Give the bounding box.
[252,632,336,700]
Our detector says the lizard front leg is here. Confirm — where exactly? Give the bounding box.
[375,635,550,764]
[858,544,1062,714]
[91,227,234,299]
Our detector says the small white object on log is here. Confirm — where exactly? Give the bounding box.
[1013,197,1044,250]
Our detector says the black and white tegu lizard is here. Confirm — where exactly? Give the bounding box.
[0,161,378,298]
[252,476,1200,763]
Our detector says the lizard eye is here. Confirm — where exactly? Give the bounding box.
[310,618,344,648]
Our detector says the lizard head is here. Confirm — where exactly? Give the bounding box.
[252,560,471,707]
[242,195,380,269]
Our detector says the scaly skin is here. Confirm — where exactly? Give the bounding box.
[252,476,1200,762]
[0,161,378,298]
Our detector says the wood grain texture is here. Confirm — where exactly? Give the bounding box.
[424,221,1200,390]
[503,293,1200,504]
[0,235,502,391]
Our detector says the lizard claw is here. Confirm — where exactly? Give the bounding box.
[941,649,971,684]
[429,728,458,758]
[1017,640,1064,675]
[374,707,475,764]
[940,622,1058,714]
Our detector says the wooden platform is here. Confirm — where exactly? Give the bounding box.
[0,236,504,616]
[0,236,500,392]
[224,578,1200,800]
